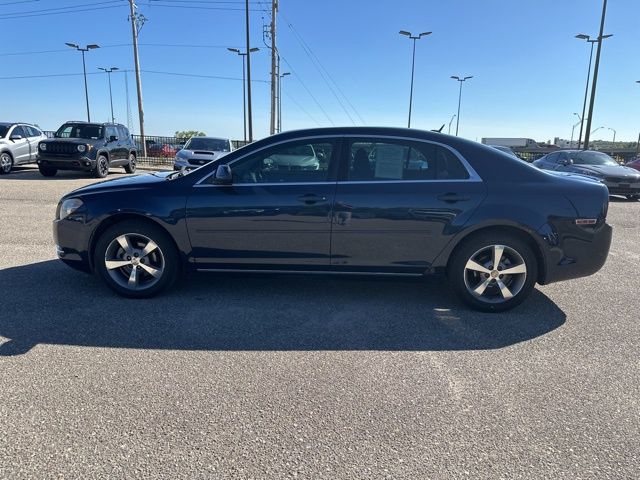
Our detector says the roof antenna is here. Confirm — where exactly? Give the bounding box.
[432,124,445,133]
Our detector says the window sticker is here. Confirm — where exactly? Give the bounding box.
[374,144,405,179]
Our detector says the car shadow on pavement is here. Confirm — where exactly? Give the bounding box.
[0,261,566,356]
[0,166,130,180]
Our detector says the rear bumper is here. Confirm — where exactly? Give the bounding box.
[38,155,95,171]
[538,221,612,284]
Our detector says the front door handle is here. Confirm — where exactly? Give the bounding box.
[437,193,470,203]
[297,193,327,205]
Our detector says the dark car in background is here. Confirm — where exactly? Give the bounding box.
[625,157,640,173]
[53,127,612,312]
[38,121,138,178]
[533,150,640,200]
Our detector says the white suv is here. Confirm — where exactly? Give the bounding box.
[0,122,47,174]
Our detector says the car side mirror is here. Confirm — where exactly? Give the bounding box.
[214,164,233,185]
[109,135,118,142]
[10,135,23,141]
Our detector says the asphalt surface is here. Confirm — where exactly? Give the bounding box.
[1,166,638,479]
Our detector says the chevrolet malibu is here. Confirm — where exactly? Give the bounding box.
[54,127,612,312]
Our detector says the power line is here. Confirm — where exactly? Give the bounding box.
[282,90,320,127]
[0,4,124,20]
[285,17,365,125]
[280,55,335,126]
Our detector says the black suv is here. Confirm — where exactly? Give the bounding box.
[37,121,138,178]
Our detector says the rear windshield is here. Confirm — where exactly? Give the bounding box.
[55,123,104,140]
[568,151,617,166]
[185,138,230,152]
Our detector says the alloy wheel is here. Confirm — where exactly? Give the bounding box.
[98,157,109,176]
[463,244,527,304]
[104,233,165,290]
[129,154,136,170]
[0,153,12,174]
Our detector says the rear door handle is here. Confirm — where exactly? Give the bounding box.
[297,194,327,205]
[437,193,470,203]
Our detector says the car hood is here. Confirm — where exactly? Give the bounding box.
[571,164,640,179]
[178,149,230,160]
[65,171,173,197]
[543,170,604,184]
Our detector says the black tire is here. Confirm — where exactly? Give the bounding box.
[94,154,109,178]
[124,152,137,174]
[0,152,13,174]
[448,232,538,312]
[94,220,179,298]
[38,164,57,177]
[626,194,639,201]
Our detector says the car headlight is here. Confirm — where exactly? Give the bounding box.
[39,143,47,151]
[58,198,84,220]
[77,144,87,153]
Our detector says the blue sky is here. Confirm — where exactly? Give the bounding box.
[1,0,638,142]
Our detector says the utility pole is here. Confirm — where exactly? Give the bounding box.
[269,0,278,135]
[245,0,254,142]
[128,0,147,157]
[583,0,609,150]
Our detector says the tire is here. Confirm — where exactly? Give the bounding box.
[626,194,639,201]
[94,154,109,178]
[0,152,13,174]
[124,153,137,174]
[94,220,179,298]
[448,232,538,312]
[38,164,57,177]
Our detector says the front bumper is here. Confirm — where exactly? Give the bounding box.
[38,155,96,171]
[602,180,640,196]
[53,217,92,273]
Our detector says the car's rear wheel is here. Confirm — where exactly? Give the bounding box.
[38,164,57,177]
[124,153,137,174]
[94,154,109,178]
[94,220,179,298]
[0,152,13,174]
[448,233,538,312]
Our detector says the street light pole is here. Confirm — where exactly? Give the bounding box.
[608,127,616,143]
[583,0,610,150]
[448,114,456,135]
[278,71,290,132]
[99,67,119,123]
[399,30,431,128]
[451,75,473,136]
[229,47,259,143]
[636,81,640,157]
[245,0,254,142]
[66,43,100,122]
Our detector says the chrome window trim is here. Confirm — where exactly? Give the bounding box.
[194,133,482,187]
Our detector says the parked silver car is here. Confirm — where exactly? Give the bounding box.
[0,122,47,174]
[173,136,233,170]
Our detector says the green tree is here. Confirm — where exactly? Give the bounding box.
[175,130,206,139]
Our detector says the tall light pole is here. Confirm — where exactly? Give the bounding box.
[636,81,640,157]
[278,71,290,133]
[399,30,431,128]
[575,33,611,149]
[571,112,581,146]
[447,114,456,135]
[451,75,473,136]
[245,0,255,141]
[590,126,604,137]
[98,67,119,123]
[65,43,100,122]
[583,0,610,150]
[608,127,616,144]
[228,47,259,143]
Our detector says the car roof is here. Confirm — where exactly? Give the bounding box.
[62,121,126,127]
[188,136,230,141]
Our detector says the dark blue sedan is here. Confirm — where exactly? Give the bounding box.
[533,150,640,200]
[54,127,612,312]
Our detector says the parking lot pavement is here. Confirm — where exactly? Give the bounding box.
[1,166,638,479]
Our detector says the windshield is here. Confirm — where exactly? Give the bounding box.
[568,151,617,166]
[279,145,315,156]
[0,126,9,138]
[185,138,230,152]
[55,123,104,140]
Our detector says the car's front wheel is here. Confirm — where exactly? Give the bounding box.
[94,154,110,178]
[448,233,538,312]
[124,153,137,174]
[94,220,179,298]
[0,152,13,174]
